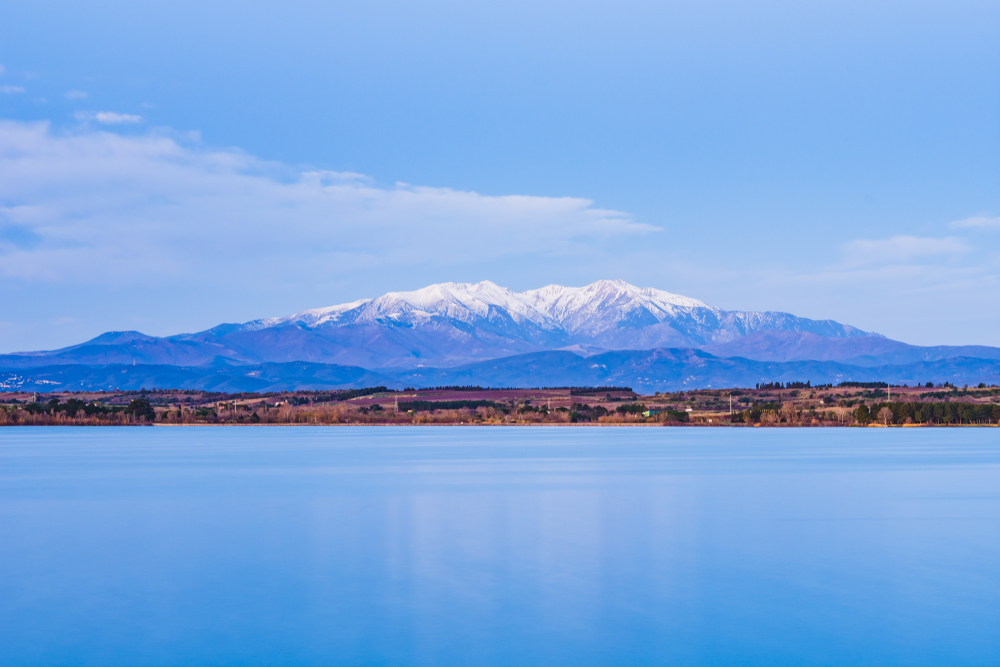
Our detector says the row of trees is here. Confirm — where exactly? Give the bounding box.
[6,396,997,427]
[756,381,812,390]
[855,401,1000,425]
[0,397,156,425]
[736,400,1000,425]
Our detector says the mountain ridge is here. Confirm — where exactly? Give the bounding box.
[2,280,898,371]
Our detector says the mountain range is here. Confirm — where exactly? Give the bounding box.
[3,280,999,391]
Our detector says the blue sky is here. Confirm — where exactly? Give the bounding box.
[0,0,998,351]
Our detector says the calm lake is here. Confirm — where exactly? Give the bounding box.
[1,426,998,666]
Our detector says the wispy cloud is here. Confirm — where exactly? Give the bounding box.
[842,235,969,265]
[0,65,6,76]
[1,85,25,94]
[73,111,142,124]
[950,214,1000,229]
[0,120,657,288]
[64,90,88,100]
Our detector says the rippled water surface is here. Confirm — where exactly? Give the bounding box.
[1,426,999,666]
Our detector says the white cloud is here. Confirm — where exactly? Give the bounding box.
[1,85,25,94]
[843,235,969,265]
[0,120,658,288]
[64,90,88,100]
[73,111,142,124]
[950,214,1000,229]
[0,65,6,75]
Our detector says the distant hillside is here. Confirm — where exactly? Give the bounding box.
[0,361,394,393]
[4,349,999,393]
[702,331,1000,366]
[394,349,1000,393]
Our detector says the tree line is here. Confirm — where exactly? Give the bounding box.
[736,400,1000,425]
[854,401,999,425]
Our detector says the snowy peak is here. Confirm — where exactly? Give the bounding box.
[246,280,558,333]
[254,279,715,333]
[241,299,372,331]
[362,281,550,326]
[237,279,877,350]
[523,279,711,335]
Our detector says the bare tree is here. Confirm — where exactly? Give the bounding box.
[877,407,893,426]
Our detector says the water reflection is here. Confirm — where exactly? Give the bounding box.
[1,427,998,666]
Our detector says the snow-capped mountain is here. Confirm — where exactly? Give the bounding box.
[240,279,875,349]
[522,280,709,334]
[3,280,885,370]
[243,281,556,331]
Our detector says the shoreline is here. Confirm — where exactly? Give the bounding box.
[5,384,998,428]
[3,421,997,428]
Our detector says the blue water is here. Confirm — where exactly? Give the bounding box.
[1,427,998,666]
